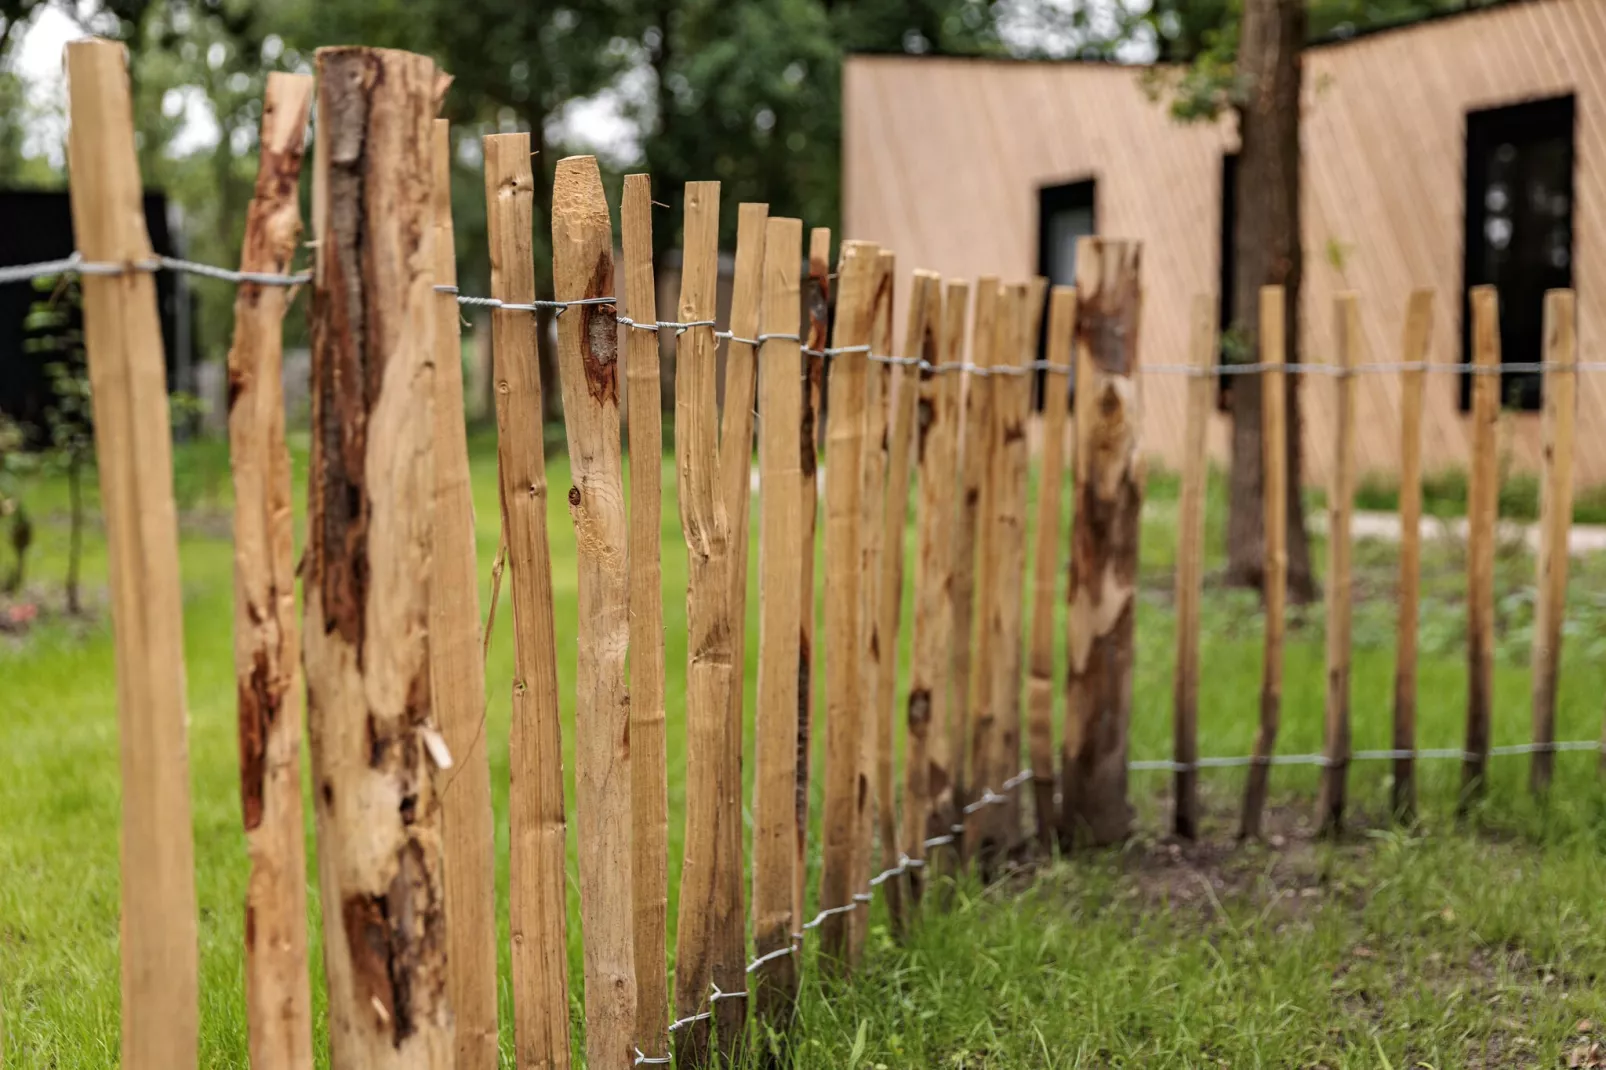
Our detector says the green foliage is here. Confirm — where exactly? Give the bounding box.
[6,436,1606,1065]
[1141,0,1500,123]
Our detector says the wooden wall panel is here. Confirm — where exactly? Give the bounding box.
[844,0,1606,487]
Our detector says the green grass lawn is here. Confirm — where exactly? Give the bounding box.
[4,431,1606,1068]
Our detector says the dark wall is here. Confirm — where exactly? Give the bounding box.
[0,189,182,435]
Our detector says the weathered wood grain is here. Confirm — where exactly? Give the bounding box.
[1464,286,1500,806]
[551,154,636,1070]
[673,181,733,1063]
[66,37,200,1070]
[955,278,999,836]
[306,45,451,1070]
[1531,289,1576,794]
[794,227,830,930]
[1317,292,1359,834]
[1392,289,1433,822]
[1239,286,1287,841]
[621,173,670,1060]
[906,279,967,887]
[483,131,571,1070]
[753,215,804,1023]
[1027,286,1077,851]
[1060,238,1144,850]
[818,239,880,964]
[1170,294,1211,841]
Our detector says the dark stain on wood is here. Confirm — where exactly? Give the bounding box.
[579,255,619,405]
[310,49,374,661]
[237,645,278,831]
[907,687,931,733]
[794,629,812,830]
[915,397,936,465]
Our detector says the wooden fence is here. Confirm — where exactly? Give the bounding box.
[39,39,1605,1070]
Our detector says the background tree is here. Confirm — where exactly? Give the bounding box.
[1140,0,1488,602]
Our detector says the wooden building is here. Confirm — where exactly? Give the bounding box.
[843,0,1606,488]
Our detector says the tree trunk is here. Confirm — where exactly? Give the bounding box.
[1224,0,1317,604]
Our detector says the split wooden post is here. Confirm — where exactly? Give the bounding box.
[551,155,636,1070]
[955,278,1000,834]
[999,278,1047,854]
[226,72,314,1070]
[1170,294,1213,840]
[1464,286,1501,805]
[852,249,896,958]
[621,174,670,1059]
[818,239,880,965]
[673,181,734,1063]
[66,37,199,1070]
[428,117,500,1070]
[1239,285,1288,841]
[905,279,968,886]
[872,269,939,928]
[979,282,1032,860]
[1060,238,1144,849]
[306,45,451,1068]
[1026,286,1077,850]
[794,227,830,930]
[483,132,571,1070]
[708,202,767,1055]
[753,216,804,1023]
[1531,289,1577,794]
[1392,290,1433,822]
[1317,292,1360,833]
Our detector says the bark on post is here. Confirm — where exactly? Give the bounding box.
[482,132,571,1070]
[906,279,967,886]
[228,71,314,1070]
[1464,286,1500,806]
[1392,290,1433,822]
[955,279,1000,821]
[818,240,880,965]
[673,181,733,1064]
[872,269,939,928]
[794,227,830,931]
[621,173,670,1060]
[1170,295,1212,841]
[1059,238,1143,850]
[711,202,768,1056]
[306,45,451,1069]
[753,216,804,1023]
[551,154,636,1070]
[1316,292,1359,834]
[65,37,199,1070]
[1239,286,1288,841]
[1530,289,1576,794]
[428,117,500,1070]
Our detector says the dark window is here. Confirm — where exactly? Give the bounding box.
[1462,94,1574,411]
[1036,178,1095,409]
[1217,152,1238,411]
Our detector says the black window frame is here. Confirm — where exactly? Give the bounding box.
[1217,152,1238,412]
[1460,93,1575,412]
[1035,177,1096,410]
